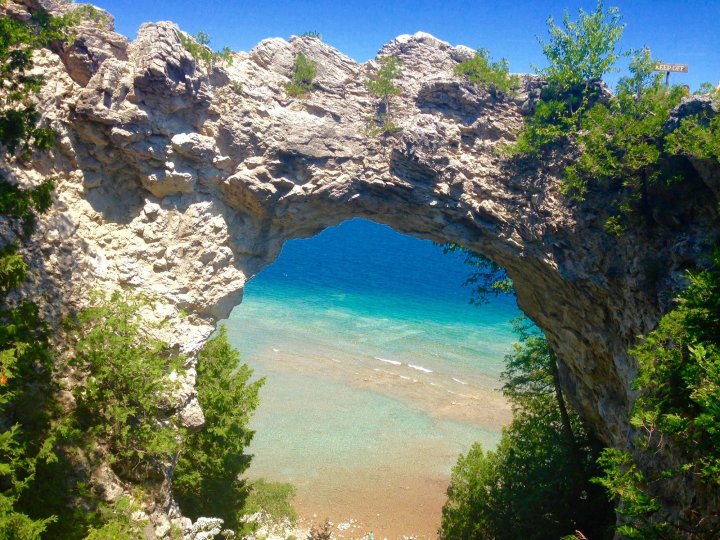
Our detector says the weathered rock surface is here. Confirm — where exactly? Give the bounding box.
[3,0,719,536]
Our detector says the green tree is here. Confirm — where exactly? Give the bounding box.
[508,5,714,236]
[0,5,83,536]
[510,1,624,155]
[442,244,512,305]
[366,56,402,115]
[666,82,720,164]
[440,323,613,540]
[178,30,233,69]
[666,113,720,164]
[594,251,720,538]
[68,292,183,481]
[538,1,624,97]
[593,449,667,539]
[561,48,686,228]
[285,52,317,97]
[83,497,147,540]
[440,442,499,540]
[454,49,519,95]
[173,326,263,532]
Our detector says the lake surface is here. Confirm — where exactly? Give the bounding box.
[222,218,521,537]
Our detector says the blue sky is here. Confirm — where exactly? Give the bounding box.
[92,0,719,90]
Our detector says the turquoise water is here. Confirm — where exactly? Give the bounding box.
[222,218,521,534]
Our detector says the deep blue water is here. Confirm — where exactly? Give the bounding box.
[252,218,517,310]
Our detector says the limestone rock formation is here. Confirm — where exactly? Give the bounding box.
[2,0,719,536]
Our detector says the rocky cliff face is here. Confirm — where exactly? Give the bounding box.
[3,0,719,536]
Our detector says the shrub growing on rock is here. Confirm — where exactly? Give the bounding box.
[285,52,318,97]
[69,292,183,481]
[454,48,519,95]
[507,1,718,236]
[365,56,403,136]
[299,31,322,40]
[509,0,624,156]
[0,5,94,535]
[366,56,402,115]
[594,250,720,538]
[179,31,233,69]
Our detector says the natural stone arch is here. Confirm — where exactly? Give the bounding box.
[12,2,719,527]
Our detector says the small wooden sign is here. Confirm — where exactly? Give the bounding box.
[654,63,688,73]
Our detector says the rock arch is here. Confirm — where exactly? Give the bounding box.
[11,2,719,527]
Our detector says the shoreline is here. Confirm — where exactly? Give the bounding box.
[291,470,450,539]
[244,346,510,538]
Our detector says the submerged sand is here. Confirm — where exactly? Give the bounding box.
[245,345,511,538]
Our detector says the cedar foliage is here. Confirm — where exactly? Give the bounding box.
[0,7,264,535]
[440,323,613,540]
[285,52,317,97]
[561,47,691,234]
[509,2,719,233]
[0,5,76,536]
[68,292,183,481]
[595,252,720,539]
[453,48,519,95]
[366,55,402,114]
[365,56,403,135]
[174,326,263,531]
[509,1,624,156]
[442,244,512,305]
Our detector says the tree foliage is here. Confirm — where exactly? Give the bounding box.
[594,252,720,538]
[443,244,512,305]
[666,85,720,164]
[561,48,687,232]
[82,497,147,540]
[285,52,317,97]
[632,255,720,470]
[667,113,720,164]
[366,56,402,111]
[178,30,233,70]
[538,1,624,95]
[559,43,715,234]
[454,49,519,95]
[68,292,183,481]
[174,326,263,531]
[363,56,403,134]
[0,5,79,535]
[507,2,719,236]
[510,1,624,156]
[440,323,613,540]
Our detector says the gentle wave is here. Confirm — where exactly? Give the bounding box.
[376,357,402,366]
[408,363,433,373]
[452,377,468,385]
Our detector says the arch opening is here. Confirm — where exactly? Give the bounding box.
[223,217,522,536]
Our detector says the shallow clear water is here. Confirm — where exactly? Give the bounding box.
[222,218,521,536]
